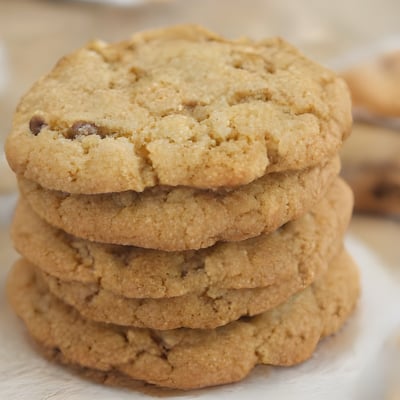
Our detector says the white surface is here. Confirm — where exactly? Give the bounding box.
[1,221,400,399]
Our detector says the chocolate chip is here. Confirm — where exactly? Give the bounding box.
[372,182,400,198]
[66,121,106,139]
[29,116,47,135]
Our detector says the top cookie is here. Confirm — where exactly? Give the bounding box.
[6,25,351,194]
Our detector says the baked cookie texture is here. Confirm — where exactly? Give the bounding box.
[12,179,352,300]
[6,25,358,390]
[38,259,327,329]
[343,50,400,117]
[14,179,352,329]
[6,25,351,194]
[7,249,359,390]
[17,157,339,250]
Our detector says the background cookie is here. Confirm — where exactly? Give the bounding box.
[7,250,359,390]
[341,122,400,216]
[13,179,352,299]
[18,157,340,250]
[343,50,400,117]
[6,25,351,194]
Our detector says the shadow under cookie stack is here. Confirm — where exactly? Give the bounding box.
[6,25,360,390]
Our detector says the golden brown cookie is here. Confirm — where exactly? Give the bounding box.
[343,163,400,216]
[341,122,400,216]
[343,50,400,117]
[6,25,351,194]
[13,179,352,301]
[17,157,340,250]
[7,249,360,390]
[38,260,325,329]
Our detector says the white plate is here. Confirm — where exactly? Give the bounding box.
[1,219,400,399]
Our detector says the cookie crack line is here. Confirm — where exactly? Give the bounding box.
[41,269,327,330]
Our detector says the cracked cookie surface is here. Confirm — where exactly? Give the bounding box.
[17,157,339,250]
[13,179,352,303]
[6,25,351,194]
[39,261,325,329]
[7,250,359,390]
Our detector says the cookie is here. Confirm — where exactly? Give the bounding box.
[341,122,400,216]
[7,249,360,390]
[39,257,325,329]
[18,157,340,250]
[342,50,400,117]
[343,163,400,216]
[6,25,351,194]
[13,179,352,302]
[15,234,347,330]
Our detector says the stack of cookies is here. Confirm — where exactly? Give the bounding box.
[5,25,359,390]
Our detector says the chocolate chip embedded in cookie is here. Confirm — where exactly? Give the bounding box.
[6,25,351,194]
[7,249,359,390]
[29,116,47,136]
[65,121,107,139]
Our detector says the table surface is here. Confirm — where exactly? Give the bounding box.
[0,0,399,398]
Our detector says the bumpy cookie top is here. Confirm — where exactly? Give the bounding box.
[6,25,351,193]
